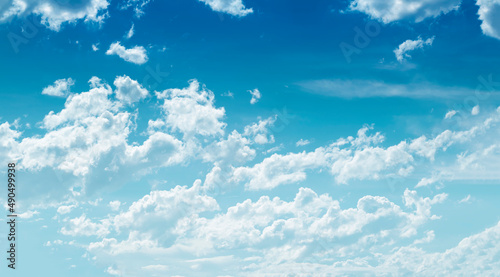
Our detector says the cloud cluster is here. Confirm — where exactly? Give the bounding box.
[155,80,226,137]
[0,0,109,31]
[42,78,75,97]
[394,36,435,62]
[349,0,461,23]
[4,76,500,276]
[55,182,452,276]
[106,41,148,65]
[198,0,253,16]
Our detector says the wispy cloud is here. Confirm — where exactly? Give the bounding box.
[297,79,484,99]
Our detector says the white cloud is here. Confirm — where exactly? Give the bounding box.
[296,139,310,146]
[248,88,261,104]
[142,264,168,271]
[380,221,500,276]
[477,0,500,40]
[472,105,480,115]
[111,180,219,232]
[0,0,109,31]
[0,122,21,164]
[459,194,471,203]
[243,116,275,144]
[349,0,461,23]
[42,78,74,97]
[18,209,39,218]
[18,79,130,176]
[230,125,412,189]
[415,175,441,188]
[57,204,77,215]
[232,148,329,190]
[445,110,457,119]
[198,0,253,16]
[202,130,256,165]
[106,266,122,276]
[120,0,151,17]
[155,80,226,136]
[394,37,435,62]
[113,75,149,104]
[413,230,435,244]
[61,214,110,237]
[298,79,476,99]
[125,23,134,39]
[109,201,121,211]
[91,43,99,51]
[106,41,148,65]
[77,186,447,276]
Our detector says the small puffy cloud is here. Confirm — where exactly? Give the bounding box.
[109,201,121,211]
[445,110,457,119]
[394,37,435,62]
[296,139,310,146]
[91,43,99,51]
[477,0,500,40]
[249,88,261,104]
[42,78,74,97]
[243,116,275,144]
[113,75,149,104]
[0,0,109,31]
[349,0,461,23]
[472,105,480,115]
[57,204,77,215]
[106,41,148,65]
[198,0,253,16]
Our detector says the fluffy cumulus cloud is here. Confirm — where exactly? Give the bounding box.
[4,74,500,276]
[59,183,453,276]
[42,78,74,97]
[155,80,226,137]
[248,88,261,104]
[349,0,461,23]
[106,41,148,65]
[0,75,193,193]
[477,0,500,40]
[198,0,253,16]
[227,110,500,190]
[0,0,109,31]
[113,75,149,104]
[394,36,435,62]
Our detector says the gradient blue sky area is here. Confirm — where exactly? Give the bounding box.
[1,0,500,276]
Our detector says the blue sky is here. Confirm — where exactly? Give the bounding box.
[1,0,500,276]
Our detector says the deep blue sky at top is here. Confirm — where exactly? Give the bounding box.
[1,0,499,146]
